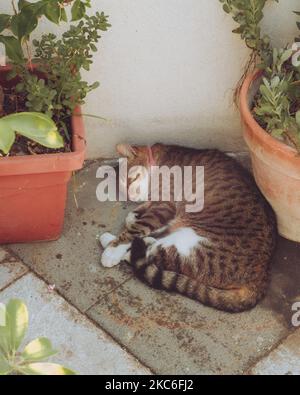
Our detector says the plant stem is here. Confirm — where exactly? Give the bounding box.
[11,0,17,15]
[75,113,108,121]
[25,40,33,72]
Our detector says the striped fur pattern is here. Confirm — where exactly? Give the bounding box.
[100,144,277,313]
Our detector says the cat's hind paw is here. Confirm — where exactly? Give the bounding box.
[99,232,117,249]
[101,243,131,268]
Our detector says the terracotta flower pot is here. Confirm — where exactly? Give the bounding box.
[240,71,300,242]
[0,66,86,244]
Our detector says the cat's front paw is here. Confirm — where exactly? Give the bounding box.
[101,243,131,268]
[125,211,138,229]
[99,232,117,249]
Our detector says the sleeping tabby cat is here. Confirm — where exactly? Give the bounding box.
[100,143,277,313]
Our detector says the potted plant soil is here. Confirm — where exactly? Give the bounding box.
[0,1,110,243]
[220,0,300,242]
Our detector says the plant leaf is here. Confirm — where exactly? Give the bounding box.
[18,0,30,10]
[0,304,10,356]
[296,110,300,127]
[44,0,62,24]
[61,8,68,23]
[19,362,76,375]
[71,0,86,21]
[6,299,28,353]
[11,8,38,41]
[21,337,58,362]
[280,49,293,64]
[260,84,271,99]
[0,123,15,155]
[0,15,11,34]
[0,35,24,63]
[0,353,11,375]
[0,304,5,327]
[21,1,47,18]
[0,112,64,149]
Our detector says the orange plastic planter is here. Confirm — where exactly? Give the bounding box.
[240,71,300,242]
[0,66,86,244]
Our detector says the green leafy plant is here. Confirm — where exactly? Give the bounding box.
[0,1,110,155]
[14,12,110,119]
[15,74,57,116]
[0,112,64,154]
[219,0,274,56]
[0,299,76,375]
[220,0,300,151]
[0,1,92,64]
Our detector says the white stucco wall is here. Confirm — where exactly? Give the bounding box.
[1,1,299,158]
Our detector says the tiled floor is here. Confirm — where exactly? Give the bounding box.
[0,251,150,375]
[6,159,300,374]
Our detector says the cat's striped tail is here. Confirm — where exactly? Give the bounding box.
[130,237,263,313]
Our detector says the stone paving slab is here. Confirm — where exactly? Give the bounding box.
[0,273,151,375]
[8,162,135,312]
[0,247,28,291]
[251,329,300,375]
[87,274,289,375]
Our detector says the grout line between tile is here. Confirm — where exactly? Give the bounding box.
[85,273,134,313]
[0,270,29,293]
[244,327,298,375]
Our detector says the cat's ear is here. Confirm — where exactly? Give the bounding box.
[116,143,137,158]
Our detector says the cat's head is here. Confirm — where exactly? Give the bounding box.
[116,143,158,200]
[116,143,154,165]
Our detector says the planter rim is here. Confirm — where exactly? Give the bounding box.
[0,65,86,176]
[240,70,300,167]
